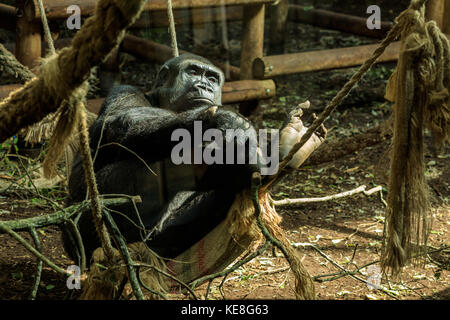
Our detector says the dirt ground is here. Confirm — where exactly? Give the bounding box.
[0,0,448,300]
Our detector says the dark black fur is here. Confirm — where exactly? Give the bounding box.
[63,54,262,261]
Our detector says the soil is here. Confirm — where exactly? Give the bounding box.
[0,0,448,300]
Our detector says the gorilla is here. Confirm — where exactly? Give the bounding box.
[63,54,264,261]
[63,53,326,263]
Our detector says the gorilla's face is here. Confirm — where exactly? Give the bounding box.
[154,56,224,112]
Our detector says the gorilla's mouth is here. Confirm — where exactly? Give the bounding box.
[191,97,214,105]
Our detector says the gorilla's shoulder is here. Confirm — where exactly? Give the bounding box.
[98,85,151,117]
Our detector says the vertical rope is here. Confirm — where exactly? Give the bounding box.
[36,0,55,55]
[167,0,179,57]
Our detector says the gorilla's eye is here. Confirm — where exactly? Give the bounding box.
[186,66,200,76]
[208,76,218,84]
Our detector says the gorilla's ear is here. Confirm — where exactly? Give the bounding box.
[156,65,170,87]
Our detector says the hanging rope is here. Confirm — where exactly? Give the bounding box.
[36,0,55,55]
[167,0,179,57]
[382,12,449,275]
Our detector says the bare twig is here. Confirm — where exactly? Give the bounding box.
[273,185,382,207]
[292,242,398,299]
[67,219,87,273]
[101,208,145,300]
[135,265,167,300]
[134,261,198,300]
[190,241,271,292]
[0,224,69,275]
[99,142,157,176]
[28,228,43,300]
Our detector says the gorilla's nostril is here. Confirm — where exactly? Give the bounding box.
[195,82,213,93]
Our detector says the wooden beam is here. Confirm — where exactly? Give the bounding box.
[288,4,393,39]
[122,34,240,80]
[0,79,275,107]
[0,3,16,32]
[29,0,274,20]
[221,79,275,103]
[240,3,265,80]
[4,35,241,80]
[253,42,402,79]
[254,31,450,78]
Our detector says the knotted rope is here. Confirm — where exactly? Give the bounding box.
[382,6,449,274]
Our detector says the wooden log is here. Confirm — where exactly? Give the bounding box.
[0,3,16,32]
[240,4,265,80]
[253,41,402,79]
[15,1,42,69]
[268,0,289,55]
[0,80,275,109]
[28,0,274,20]
[288,4,393,39]
[83,80,275,109]
[221,79,275,103]
[3,38,73,57]
[426,0,445,28]
[254,32,450,79]
[122,34,241,80]
[4,35,241,79]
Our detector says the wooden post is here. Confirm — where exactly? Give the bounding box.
[240,4,265,80]
[239,3,265,115]
[443,0,450,34]
[426,0,445,28]
[268,0,289,55]
[15,0,41,69]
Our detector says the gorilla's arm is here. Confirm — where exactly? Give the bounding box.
[89,90,215,170]
[91,86,263,174]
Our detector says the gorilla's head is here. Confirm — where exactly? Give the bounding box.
[149,54,225,112]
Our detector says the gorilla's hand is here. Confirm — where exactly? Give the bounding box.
[280,101,327,169]
[195,107,261,191]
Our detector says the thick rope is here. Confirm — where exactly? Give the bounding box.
[251,173,315,299]
[382,12,449,274]
[167,0,179,57]
[0,44,34,82]
[264,0,429,189]
[0,0,146,142]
